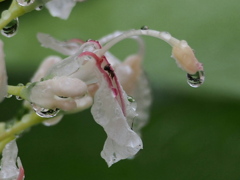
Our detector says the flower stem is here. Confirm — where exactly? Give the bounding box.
[0,0,42,30]
[7,85,27,98]
[0,112,45,153]
[97,29,179,57]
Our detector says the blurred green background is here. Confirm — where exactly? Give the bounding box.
[1,0,240,179]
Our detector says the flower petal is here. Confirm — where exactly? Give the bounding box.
[45,0,77,19]
[91,73,142,166]
[0,140,24,180]
[37,33,80,55]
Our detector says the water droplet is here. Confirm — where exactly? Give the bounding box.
[18,83,24,87]
[42,114,63,126]
[35,5,43,11]
[5,93,12,98]
[17,0,35,6]
[161,31,172,40]
[127,95,135,103]
[31,103,60,118]
[1,18,19,38]
[127,95,137,111]
[187,71,205,88]
[141,25,149,30]
[16,96,23,101]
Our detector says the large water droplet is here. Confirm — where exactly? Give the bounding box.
[17,0,35,6]
[187,71,205,88]
[31,103,60,118]
[1,18,19,38]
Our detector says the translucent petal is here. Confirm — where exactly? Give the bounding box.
[45,0,77,20]
[0,40,7,102]
[37,33,79,55]
[0,140,20,179]
[31,56,62,82]
[131,72,151,135]
[91,77,142,166]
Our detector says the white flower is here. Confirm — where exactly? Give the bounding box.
[45,0,86,19]
[28,28,203,166]
[0,140,25,180]
[0,40,7,102]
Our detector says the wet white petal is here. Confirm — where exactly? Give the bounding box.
[37,33,80,55]
[45,0,79,19]
[91,77,142,166]
[0,40,7,102]
[31,56,62,82]
[116,55,151,135]
[0,140,22,180]
[29,76,88,111]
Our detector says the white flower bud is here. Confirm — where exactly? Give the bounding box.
[29,76,88,111]
[31,56,62,82]
[172,40,203,74]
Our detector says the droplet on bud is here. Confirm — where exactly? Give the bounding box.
[187,71,205,88]
[1,18,19,38]
[17,0,35,6]
[31,103,60,118]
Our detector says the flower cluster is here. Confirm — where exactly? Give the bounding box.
[0,1,205,179]
[0,28,204,170]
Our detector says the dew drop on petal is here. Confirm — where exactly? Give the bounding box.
[127,95,137,111]
[127,95,135,103]
[187,71,205,88]
[17,0,35,6]
[31,103,60,118]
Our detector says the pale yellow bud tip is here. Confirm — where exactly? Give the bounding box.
[172,40,203,75]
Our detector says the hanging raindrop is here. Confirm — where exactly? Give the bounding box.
[187,71,205,88]
[35,5,44,11]
[17,0,35,6]
[31,103,60,118]
[1,18,19,38]
[15,83,24,100]
[141,25,149,30]
[5,93,12,98]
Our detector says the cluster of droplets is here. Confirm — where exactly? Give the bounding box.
[187,71,205,88]
[31,103,60,118]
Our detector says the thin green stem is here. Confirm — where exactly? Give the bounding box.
[0,112,45,153]
[8,85,25,96]
[0,0,42,30]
